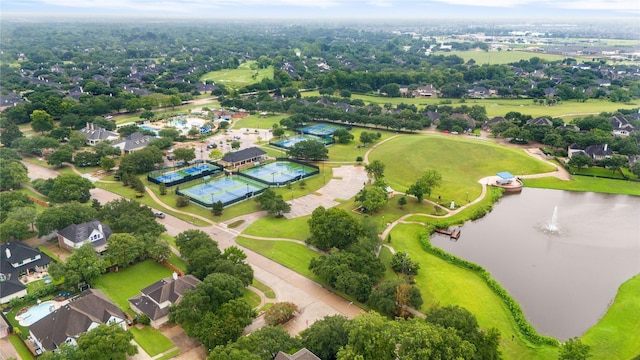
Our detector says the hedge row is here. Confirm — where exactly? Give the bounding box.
[418,229,559,347]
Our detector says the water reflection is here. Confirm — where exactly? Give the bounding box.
[430,188,640,340]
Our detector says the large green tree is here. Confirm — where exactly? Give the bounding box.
[300,315,350,360]
[47,145,74,167]
[0,159,28,190]
[364,159,385,181]
[49,242,105,290]
[406,168,442,202]
[30,109,55,134]
[174,147,196,163]
[558,337,591,360]
[35,201,98,236]
[354,185,388,213]
[48,173,94,203]
[287,139,328,161]
[106,233,145,270]
[308,206,363,250]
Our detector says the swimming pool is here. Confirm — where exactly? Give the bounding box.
[16,301,56,326]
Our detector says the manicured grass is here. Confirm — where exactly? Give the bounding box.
[252,279,276,299]
[93,260,173,311]
[370,134,555,205]
[129,326,175,357]
[567,166,626,179]
[582,274,640,359]
[389,223,558,359]
[167,252,187,273]
[156,349,181,360]
[233,113,288,130]
[236,237,320,279]
[200,61,274,89]
[242,215,311,240]
[327,127,395,162]
[243,288,262,309]
[444,50,566,65]
[8,334,34,360]
[524,176,640,196]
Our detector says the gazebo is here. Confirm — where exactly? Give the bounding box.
[496,171,515,185]
[494,171,522,192]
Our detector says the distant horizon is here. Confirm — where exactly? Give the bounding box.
[1,0,639,20]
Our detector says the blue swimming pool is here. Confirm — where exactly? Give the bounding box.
[16,301,56,326]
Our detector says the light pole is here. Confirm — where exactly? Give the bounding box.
[466,192,469,202]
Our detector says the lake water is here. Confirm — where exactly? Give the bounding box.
[430,188,640,340]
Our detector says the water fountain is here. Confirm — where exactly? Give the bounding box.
[547,205,559,233]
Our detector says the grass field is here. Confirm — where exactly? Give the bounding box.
[236,237,320,279]
[93,260,173,311]
[524,176,640,196]
[443,50,567,65]
[200,61,274,90]
[129,326,175,357]
[369,134,555,205]
[8,335,34,360]
[390,223,559,359]
[233,113,288,130]
[581,274,640,359]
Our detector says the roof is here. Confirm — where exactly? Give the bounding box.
[30,289,126,351]
[274,348,321,360]
[57,219,112,249]
[1,242,52,298]
[221,147,266,163]
[78,124,119,141]
[526,117,553,126]
[496,171,515,179]
[111,132,156,151]
[128,275,200,320]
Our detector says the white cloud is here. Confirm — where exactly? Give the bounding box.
[429,0,639,12]
[367,0,394,7]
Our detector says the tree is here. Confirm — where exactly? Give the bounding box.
[632,162,640,178]
[300,315,349,360]
[332,128,354,144]
[407,169,442,202]
[308,206,363,250]
[286,140,328,161]
[272,127,285,138]
[139,110,154,121]
[158,127,180,140]
[231,140,241,150]
[75,323,138,360]
[568,154,593,170]
[0,159,28,190]
[364,160,385,181]
[174,147,196,163]
[0,219,31,242]
[0,120,24,146]
[398,196,407,208]
[106,233,145,270]
[7,206,38,231]
[355,186,388,213]
[48,173,94,203]
[559,337,591,360]
[367,279,422,317]
[211,200,224,216]
[47,145,74,167]
[600,154,628,174]
[264,302,299,326]
[100,156,115,171]
[256,189,291,217]
[193,299,256,349]
[390,251,420,275]
[49,242,105,290]
[12,136,60,156]
[30,109,55,134]
[117,146,164,174]
[99,198,165,238]
[35,202,98,236]
[228,326,300,360]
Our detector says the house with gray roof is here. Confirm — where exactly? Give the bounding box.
[274,348,321,360]
[218,147,267,168]
[78,123,119,146]
[610,115,635,137]
[29,289,126,353]
[0,242,52,304]
[527,117,553,126]
[57,219,112,254]
[128,273,200,328]
[111,132,156,154]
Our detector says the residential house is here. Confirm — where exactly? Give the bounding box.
[128,273,200,328]
[0,91,24,109]
[610,115,635,137]
[482,116,509,131]
[78,123,120,146]
[414,84,437,97]
[467,86,488,98]
[274,348,321,360]
[111,132,156,154]
[424,110,441,123]
[218,147,267,168]
[57,219,113,254]
[0,242,52,304]
[526,117,553,126]
[568,143,613,161]
[449,113,476,129]
[543,87,557,98]
[29,289,127,353]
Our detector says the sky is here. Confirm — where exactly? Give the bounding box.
[1,0,639,19]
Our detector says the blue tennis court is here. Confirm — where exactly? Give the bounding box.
[240,161,317,185]
[300,124,340,136]
[270,134,329,149]
[150,163,221,184]
[179,176,267,206]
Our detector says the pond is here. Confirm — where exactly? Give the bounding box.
[430,188,640,341]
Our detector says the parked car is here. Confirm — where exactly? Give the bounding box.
[155,212,166,219]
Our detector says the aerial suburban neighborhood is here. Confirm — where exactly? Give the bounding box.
[0,2,639,360]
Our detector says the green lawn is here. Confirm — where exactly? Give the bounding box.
[233,113,288,130]
[129,326,175,357]
[200,61,274,90]
[252,279,276,299]
[167,252,187,273]
[327,127,395,162]
[582,274,640,359]
[156,349,181,360]
[389,223,558,359]
[8,335,34,360]
[236,237,320,279]
[93,260,173,311]
[524,176,640,196]
[243,288,262,309]
[242,215,311,240]
[369,134,555,205]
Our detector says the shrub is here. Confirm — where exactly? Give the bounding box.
[159,182,167,195]
[264,302,299,326]
[176,196,190,208]
[136,313,151,325]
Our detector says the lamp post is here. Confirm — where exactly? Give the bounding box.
[466,192,469,202]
